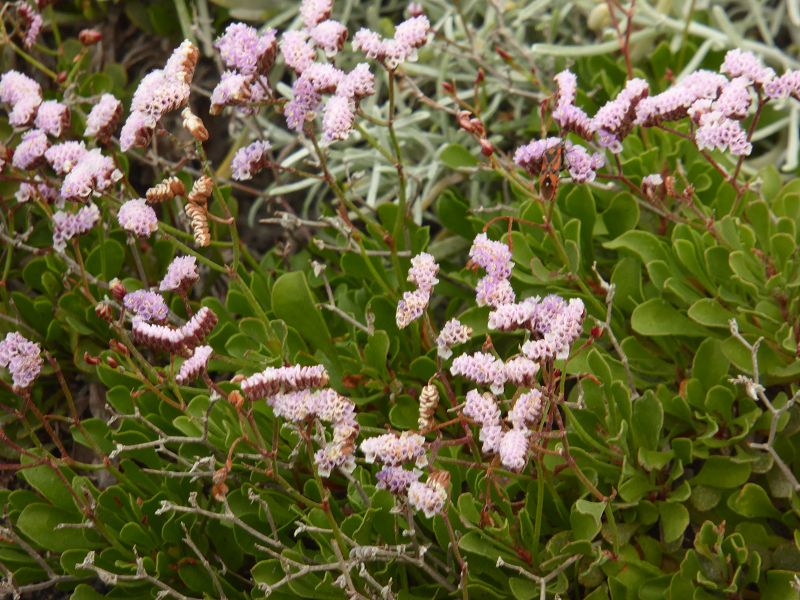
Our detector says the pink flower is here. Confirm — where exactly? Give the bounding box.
[214,23,277,76]
[281,31,315,74]
[336,63,375,100]
[52,203,100,251]
[118,198,158,237]
[408,473,448,518]
[352,29,383,59]
[488,298,538,331]
[394,15,430,51]
[436,318,472,359]
[565,142,604,183]
[34,101,70,138]
[84,94,122,142]
[285,76,321,131]
[521,297,585,361]
[376,466,422,494]
[0,70,42,128]
[159,255,199,293]
[15,2,42,49]
[513,137,561,175]
[175,345,213,384]
[469,232,513,277]
[504,356,540,387]
[590,78,649,152]
[300,0,333,29]
[231,140,271,180]
[309,20,347,56]
[396,289,430,329]
[463,389,501,426]
[60,148,122,199]
[508,389,544,428]
[44,141,87,174]
[360,431,427,467]
[407,252,439,292]
[119,110,155,152]
[479,423,503,453]
[475,275,516,308]
[714,77,752,119]
[635,70,726,127]
[303,63,345,93]
[321,95,356,141]
[210,71,252,115]
[12,128,48,169]
[451,352,507,394]
[240,364,329,400]
[721,49,775,86]
[123,289,169,322]
[498,428,529,471]
[765,70,800,100]
[694,111,752,156]
[132,307,217,353]
[0,331,42,389]
[16,181,56,204]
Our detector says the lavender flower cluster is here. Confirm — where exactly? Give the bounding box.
[240,361,358,477]
[396,252,439,329]
[0,332,42,390]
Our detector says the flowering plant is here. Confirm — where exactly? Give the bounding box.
[0,1,799,599]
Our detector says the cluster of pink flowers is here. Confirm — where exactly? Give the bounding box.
[231,140,271,181]
[159,255,199,293]
[176,345,213,384]
[59,148,122,200]
[120,40,198,151]
[132,306,218,353]
[520,296,585,361]
[360,431,427,467]
[462,389,542,471]
[45,141,86,175]
[278,1,376,140]
[375,465,421,494]
[16,181,57,204]
[0,331,42,390]
[0,71,41,128]
[468,233,515,307]
[240,364,330,400]
[451,352,507,394]
[407,472,449,518]
[436,318,472,359]
[352,14,431,70]
[84,94,122,143]
[210,23,276,115]
[396,252,439,329]
[52,203,100,251]
[514,137,604,183]
[11,128,48,169]
[123,290,169,322]
[34,101,70,138]
[117,198,158,237]
[240,359,357,477]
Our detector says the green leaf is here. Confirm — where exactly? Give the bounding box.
[440,144,479,169]
[631,393,663,452]
[658,501,689,543]
[687,299,735,329]
[85,239,125,280]
[19,453,80,515]
[631,298,710,337]
[727,483,781,519]
[693,457,751,489]
[15,504,99,552]
[389,396,419,429]
[364,331,390,377]
[271,272,337,365]
[570,499,605,541]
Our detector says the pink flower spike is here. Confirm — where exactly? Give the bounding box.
[175,345,213,384]
[321,95,356,142]
[214,23,278,76]
[721,49,775,87]
[12,129,48,169]
[44,141,87,175]
[231,140,271,181]
[160,255,199,293]
[34,101,70,138]
[498,428,529,471]
[85,94,122,142]
[300,0,333,29]
[436,318,472,359]
[118,198,158,237]
[309,20,348,56]
[0,331,42,390]
[123,289,169,322]
[281,31,316,75]
[52,203,100,252]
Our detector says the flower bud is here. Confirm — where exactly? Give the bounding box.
[79,29,103,45]
[109,278,126,302]
[479,138,494,156]
[83,352,100,366]
[95,302,113,322]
